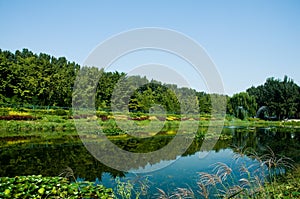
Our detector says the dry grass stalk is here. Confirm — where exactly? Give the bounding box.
[212,162,232,181]
[197,182,209,199]
[173,187,195,198]
[198,172,221,186]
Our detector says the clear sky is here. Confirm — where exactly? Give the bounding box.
[0,0,299,95]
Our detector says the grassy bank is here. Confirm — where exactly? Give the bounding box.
[1,107,299,133]
[0,107,299,147]
[261,164,300,198]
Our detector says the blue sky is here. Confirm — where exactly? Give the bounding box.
[0,0,299,95]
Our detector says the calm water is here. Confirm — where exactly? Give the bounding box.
[0,126,299,197]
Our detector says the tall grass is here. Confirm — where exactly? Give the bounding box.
[157,146,296,198]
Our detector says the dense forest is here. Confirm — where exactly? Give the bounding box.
[0,48,299,119]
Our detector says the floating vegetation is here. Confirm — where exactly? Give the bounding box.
[0,175,114,198]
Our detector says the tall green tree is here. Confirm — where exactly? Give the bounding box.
[247,76,299,119]
[227,92,257,119]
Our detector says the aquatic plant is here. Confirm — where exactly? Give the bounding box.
[114,176,150,199]
[0,175,114,198]
[157,146,297,198]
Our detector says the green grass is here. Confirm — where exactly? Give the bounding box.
[261,164,300,198]
[1,107,299,131]
[0,109,299,144]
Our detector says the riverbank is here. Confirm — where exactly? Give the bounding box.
[1,108,299,136]
[0,111,299,148]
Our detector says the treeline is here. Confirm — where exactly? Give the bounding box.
[0,49,79,106]
[227,76,300,120]
[0,48,218,114]
[246,76,300,120]
[0,49,299,119]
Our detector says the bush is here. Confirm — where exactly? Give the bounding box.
[225,114,235,121]
[103,127,124,136]
[129,112,145,118]
[54,109,67,116]
[0,108,9,116]
[96,111,110,121]
[248,117,261,122]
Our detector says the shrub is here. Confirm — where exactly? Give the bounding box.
[96,111,111,121]
[103,127,124,136]
[0,108,9,116]
[248,117,261,122]
[54,109,67,116]
[225,114,235,121]
[129,112,145,118]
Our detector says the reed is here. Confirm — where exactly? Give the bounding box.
[157,146,297,198]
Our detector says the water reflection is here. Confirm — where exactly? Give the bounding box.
[0,127,299,196]
[0,136,232,179]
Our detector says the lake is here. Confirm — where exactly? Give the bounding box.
[0,126,299,198]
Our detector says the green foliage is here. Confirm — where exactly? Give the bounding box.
[114,177,149,199]
[227,92,257,119]
[53,109,67,116]
[0,49,79,107]
[247,76,300,120]
[1,49,299,121]
[225,114,235,121]
[247,117,261,122]
[0,175,114,198]
[197,91,212,114]
[0,116,76,132]
[0,49,200,115]
[262,164,300,198]
[0,107,9,116]
[102,127,124,136]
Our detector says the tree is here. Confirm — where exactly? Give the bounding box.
[227,92,257,119]
[2,48,299,120]
[247,76,300,120]
[196,92,212,114]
